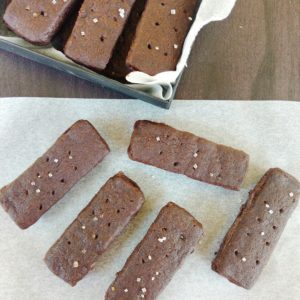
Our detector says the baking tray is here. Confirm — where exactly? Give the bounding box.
[0,2,185,109]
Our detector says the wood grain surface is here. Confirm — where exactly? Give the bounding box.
[0,0,299,100]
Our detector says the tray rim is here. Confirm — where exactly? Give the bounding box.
[0,37,181,109]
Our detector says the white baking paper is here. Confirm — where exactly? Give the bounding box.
[0,0,237,100]
[0,99,299,300]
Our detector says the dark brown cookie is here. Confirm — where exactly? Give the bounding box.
[212,168,300,289]
[126,0,200,75]
[128,120,249,191]
[3,0,80,45]
[105,202,203,300]
[64,0,137,71]
[0,120,110,229]
[45,172,145,286]
[105,0,147,79]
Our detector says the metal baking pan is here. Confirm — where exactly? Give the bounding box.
[0,2,186,109]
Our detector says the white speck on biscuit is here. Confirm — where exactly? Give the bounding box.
[241,257,247,262]
[158,237,167,243]
[73,261,79,268]
[119,8,126,18]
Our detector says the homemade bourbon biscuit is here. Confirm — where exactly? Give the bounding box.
[0,120,110,229]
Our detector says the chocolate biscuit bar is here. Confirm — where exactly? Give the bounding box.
[126,0,200,75]
[128,120,249,190]
[105,202,203,300]
[45,172,144,286]
[64,0,137,71]
[0,120,110,229]
[105,0,147,79]
[3,0,80,45]
[212,168,300,289]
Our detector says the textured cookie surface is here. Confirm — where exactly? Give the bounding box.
[128,120,249,190]
[212,168,300,289]
[64,0,136,71]
[105,0,147,79]
[126,0,200,75]
[45,172,144,286]
[105,202,203,300]
[3,0,80,45]
[0,120,110,229]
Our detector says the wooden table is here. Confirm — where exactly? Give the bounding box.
[0,0,299,100]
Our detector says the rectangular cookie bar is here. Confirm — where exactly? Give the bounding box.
[45,172,145,286]
[128,120,249,190]
[212,168,300,289]
[105,0,147,79]
[3,0,80,45]
[105,202,203,300]
[0,120,110,229]
[126,0,200,75]
[64,0,137,71]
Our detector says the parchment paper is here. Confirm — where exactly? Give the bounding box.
[0,99,299,300]
[0,0,237,100]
